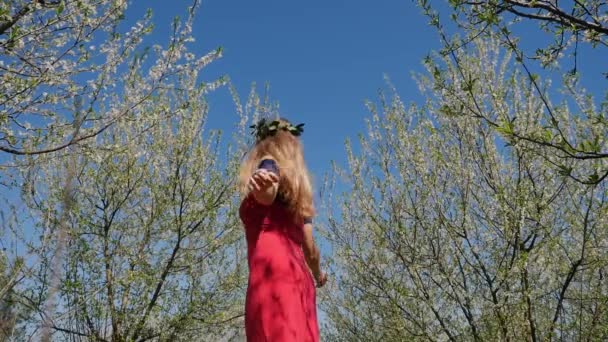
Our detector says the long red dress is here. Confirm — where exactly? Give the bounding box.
[239,195,320,342]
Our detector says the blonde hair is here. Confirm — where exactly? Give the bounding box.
[239,118,315,221]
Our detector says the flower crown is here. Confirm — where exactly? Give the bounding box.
[250,118,305,141]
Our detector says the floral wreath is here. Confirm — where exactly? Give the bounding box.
[250,118,305,141]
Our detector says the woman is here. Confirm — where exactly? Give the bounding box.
[239,118,327,342]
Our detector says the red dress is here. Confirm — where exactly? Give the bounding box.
[239,195,320,342]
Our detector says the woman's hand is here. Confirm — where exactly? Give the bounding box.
[247,169,279,192]
[315,271,328,288]
[248,169,279,205]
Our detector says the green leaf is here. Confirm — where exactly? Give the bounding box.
[530,74,539,83]
[56,1,65,15]
[495,119,514,136]
[557,164,572,176]
[587,172,599,183]
[580,140,591,152]
[543,129,553,142]
[9,25,20,42]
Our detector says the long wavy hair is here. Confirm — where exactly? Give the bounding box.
[239,118,315,221]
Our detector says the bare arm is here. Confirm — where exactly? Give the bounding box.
[302,223,327,287]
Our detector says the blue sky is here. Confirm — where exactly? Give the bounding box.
[127,0,440,185]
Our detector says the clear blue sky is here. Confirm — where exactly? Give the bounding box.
[127,0,440,185]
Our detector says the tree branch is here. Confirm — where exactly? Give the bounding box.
[503,0,608,35]
[0,6,31,36]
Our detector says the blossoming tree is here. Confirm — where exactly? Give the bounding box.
[1,1,251,340]
[322,37,607,341]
